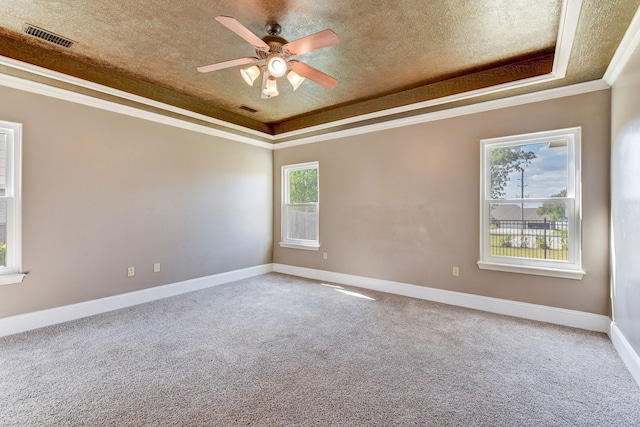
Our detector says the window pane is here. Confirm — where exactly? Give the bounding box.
[489,142,567,200]
[288,168,318,203]
[286,204,318,240]
[489,202,569,261]
[0,200,6,267]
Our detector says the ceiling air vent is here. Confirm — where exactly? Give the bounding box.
[238,105,258,113]
[24,24,74,48]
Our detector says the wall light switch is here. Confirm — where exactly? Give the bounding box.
[323,252,328,260]
[452,266,460,277]
[153,263,161,273]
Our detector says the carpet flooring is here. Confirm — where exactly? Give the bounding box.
[1,273,639,426]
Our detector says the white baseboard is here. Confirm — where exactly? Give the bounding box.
[610,323,640,388]
[0,263,273,338]
[1,262,612,339]
[4,263,631,386]
[273,264,610,333]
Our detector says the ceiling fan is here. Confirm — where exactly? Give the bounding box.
[197,16,339,98]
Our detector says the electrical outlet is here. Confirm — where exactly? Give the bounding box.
[153,263,161,273]
[323,252,328,260]
[452,266,460,277]
[127,267,135,277]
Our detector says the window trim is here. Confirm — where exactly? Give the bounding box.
[0,120,25,285]
[478,127,584,280]
[279,161,320,251]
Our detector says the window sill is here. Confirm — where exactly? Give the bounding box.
[0,273,27,286]
[279,242,320,251]
[477,261,585,280]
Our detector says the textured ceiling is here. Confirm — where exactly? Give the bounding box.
[0,1,638,140]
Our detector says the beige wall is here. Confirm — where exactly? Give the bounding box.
[0,81,613,319]
[274,90,611,315]
[0,85,273,318]
[611,41,640,352]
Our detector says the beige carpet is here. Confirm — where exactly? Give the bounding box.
[1,273,639,426]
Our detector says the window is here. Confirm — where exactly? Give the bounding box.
[0,121,24,285]
[280,162,319,250]
[478,127,583,279]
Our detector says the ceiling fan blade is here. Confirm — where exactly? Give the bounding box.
[215,16,270,52]
[290,61,338,89]
[283,29,339,56]
[197,57,259,73]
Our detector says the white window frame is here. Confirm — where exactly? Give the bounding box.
[0,121,24,285]
[279,161,320,251]
[478,127,584,280]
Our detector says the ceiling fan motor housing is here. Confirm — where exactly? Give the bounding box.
[255,37,287,56]
[265,22,281,36]
[258,37,290,78]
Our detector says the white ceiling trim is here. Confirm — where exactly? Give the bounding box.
[276,73,561,143]
[603,4,640,85]
[552,0,583,78]
[0,70,274,149]
[0,55,273,142]
[272,80,609,150]
[0,62,609,152]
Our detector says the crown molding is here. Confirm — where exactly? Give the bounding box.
[603,5,640,85]
[0,58,608,151]
[0,64,275,149]
[552,0,583,78]
[0,55,274,140]
[272,80,609,149]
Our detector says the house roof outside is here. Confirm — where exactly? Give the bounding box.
[490,204,553,222]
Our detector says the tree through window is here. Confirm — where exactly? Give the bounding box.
[280,162,320,250]
[479,128,583,279]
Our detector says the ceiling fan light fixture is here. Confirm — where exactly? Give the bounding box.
[263,76,279,98]
[240,65,261,86]
[286,70,305,91]
[198,16,340,98]
[266,55,287,78]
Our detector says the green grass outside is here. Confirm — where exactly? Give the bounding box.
[489,235,568,261]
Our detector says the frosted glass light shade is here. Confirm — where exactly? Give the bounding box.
[287,70,305,90]
[263,76,279,97]
[240,65,261,86]
[266,56,287,78]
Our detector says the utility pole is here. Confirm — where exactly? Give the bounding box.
[517,168,527,236]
